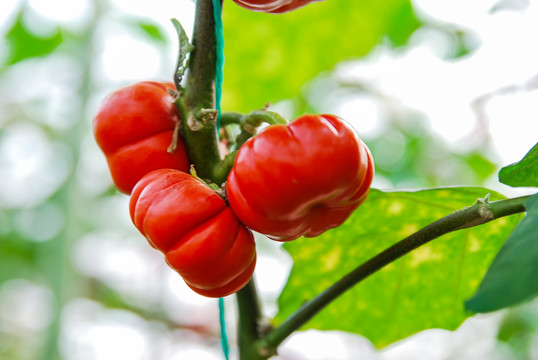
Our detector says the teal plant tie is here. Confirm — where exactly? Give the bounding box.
[218,297,229,360]
[213,3,228,359]
[213,0,224,130]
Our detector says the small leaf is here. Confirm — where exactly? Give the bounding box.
[499,142,538,188]
[171,18,194,88]
[276,187,520,348]
[465,194,538,313]
[3,10,63,66]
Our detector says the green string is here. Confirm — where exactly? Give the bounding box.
[213,2,228,359]
[213,0,224,131]
[218,297,229,360]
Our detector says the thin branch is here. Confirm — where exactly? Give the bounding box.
[262,194,531,352]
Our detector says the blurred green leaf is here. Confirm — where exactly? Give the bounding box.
[276,187,519,347]
[465,194,538,313]
[447,30,479,59]
[359,117,497,188]
[0,234,39,283]
[464,152,497,183]
[222,0,421,112]
[496,301,538,360]
[498,311,534,343]
[3,11,63,66]
[126,18,168,43]
[499,142,538,188]
[385,0,420,46]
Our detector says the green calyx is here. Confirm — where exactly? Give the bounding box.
[221,108,288,151]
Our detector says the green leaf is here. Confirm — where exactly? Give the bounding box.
[0,234,39,283]
[3,10,63,66]
[172,18,195,88]
[385,0,421,47]
[465,194,538,313]
[127,18,167,43]
[465,152,497,181]
[496,302,538,358]
[276,187,520,348]
[222,0,421,112]
[499,142,538,188]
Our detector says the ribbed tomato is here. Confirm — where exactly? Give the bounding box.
[93,81,190,194]
[232,0,321,13]
[130,169,256,297]
[226,114,374,241]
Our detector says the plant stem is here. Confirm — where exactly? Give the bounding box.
[261,194,531,352]
[181,0,222,184]
[236,278,270,360]
[185,0,217,110]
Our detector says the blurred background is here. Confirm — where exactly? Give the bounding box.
[0,0,537,359]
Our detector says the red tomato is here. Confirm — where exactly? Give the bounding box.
[232,0,321,13]
[226,114,374,241]
[93,81,190,194]
[130,169,256,297]
[232,0,289,11]
[268,0,320,13]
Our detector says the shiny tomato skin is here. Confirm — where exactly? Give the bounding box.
[130,169,256,298]
[232,0,320,13]
[232,0,290,11]
[268,0,320,13]
[93,81,190,194]
[226,114,374,241]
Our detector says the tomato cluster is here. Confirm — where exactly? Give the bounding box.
[94,81,373,297]
[94,82,256,297]
[232,0,320,13]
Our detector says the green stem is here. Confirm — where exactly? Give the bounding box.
[180,0,222,184]
[220,111,243,126]
[233,110,287,150]
[261,194,531,353]
[236,279,270,360]
[214,150,238,184]
[184,0,217,110]
[212,109,288,179]
[176,96,223,183]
